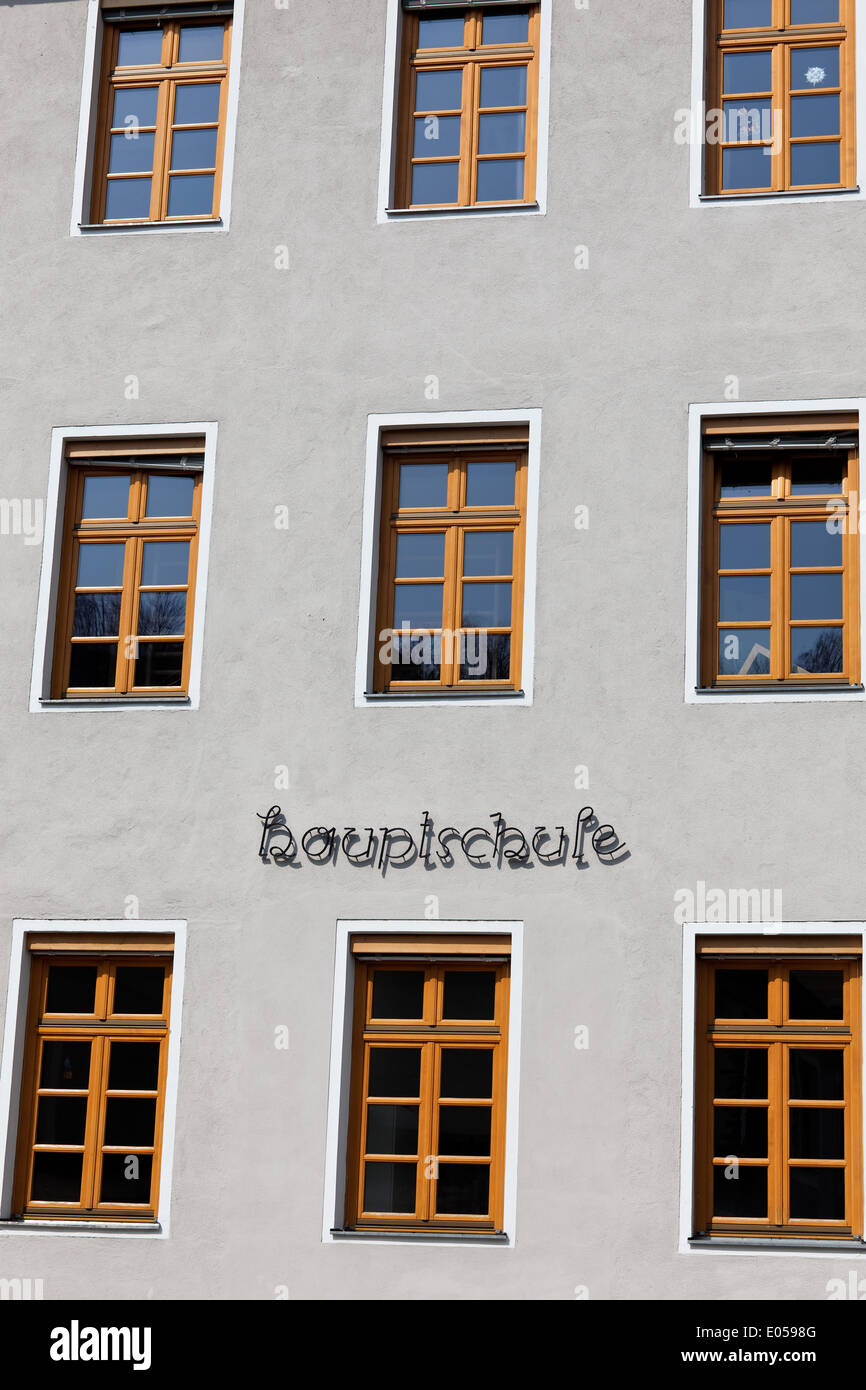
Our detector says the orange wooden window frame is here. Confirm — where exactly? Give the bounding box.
[705,0,855,195]
[52,454,202,699]
[396,5,540,209]
[12,946,173,1222]
[91,14,232,224]
[694,951,863,1240]
[344,953,509,1233]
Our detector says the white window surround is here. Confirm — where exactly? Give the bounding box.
[679,921,866,1259]
[355,409,541,707]
[376,0,551,224]
[70,0,245,237]
[688,0,866,209]
[0,919,186,1239]
[685,398,866,704]
[29,421,217,713]
[322,919,523,1247]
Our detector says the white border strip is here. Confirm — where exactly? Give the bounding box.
[354,410,541,707]
[322,919,523,1247]
[29,421,217,713]
[685,397,866,704]
[0,920,186,1239]
[679,921,866,1259]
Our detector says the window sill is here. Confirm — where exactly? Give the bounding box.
[383,202,540,221]
[76,219,224,236]
[689,1236,866,1253]
[38,696,192,709]
[364,689,525,700]
[698,187,860,206]
[0,1219,161,1235]
[331,1228,508,1243]
[694,685,863,696]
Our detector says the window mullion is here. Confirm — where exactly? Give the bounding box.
[82,1034,107,1211]
[419,1040,436,1221]
[117,536,140,694]
[153,79,174,221]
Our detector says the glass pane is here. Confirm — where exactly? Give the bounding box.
[723,99,771,143]
[713,1106,768,1157]
[476,158,525,201]
[396,533,445,578]
[723,50,772,94]
[440,1049,493,1099]
[438,1107,491,1156]
[365,1105,419,1155]
[790,573,843,620]
[171,127,218,170]
[411,161,459,204]
[480,66,527,107]
[167,173,215,216]
[478,112,526,154]
[466,460,515,505]
[789,1167,845,1220]
[789,970,844,1019]
[363,1162,416,1213]
[104,1097,157,1147]
[113,966,165,1015]
[791,93,840,138]
[463,532,513,577]
[790,626,843,674]
[141,540,190,585]
[715,968,768,1018]
[719,522,771,569]
[713,1164,767,1217]
[718,576,771,622]
[368,1049,421,1098]
[791,141,840,185]
[138,592,187,636]
[371,970,425,1019]
[462,582,511,627]
[68,643,118,688]
[105,178,152,220]
[146,474,196,517]
[81,475,130,519]
[36,1097,88,1146]
[790,461,843,495]
[791,47,840,90]
[442,970,496,1019]
[722,145,773,189]
[112,88,159,128]
[789,1049,844,1100]
[109,130,155,174]
[173,83,221,125]
[482,10,530,44]
[134,642,184,687]
[723,0,773,26]
[436,1163,489,1214]
[73,594,122,638]
[418,15,465,48]
[77,543,125,587]
[117,29,163,65]
[413,114,461,158]
[791,0,839,19]
[790,1109,844,1159]
[415,69,463,111]
[460,631,510,680]
[178,24,224,62]
[720,463,772,497]
[399,463,448,508]
[108,1042,160,1092]
[718,627,771,676]
[30,1152,82,1203]
[100,1152,153,1204]
[393,584,443,628]
[388,634,441,683]
[45,965,97,1014]
[791,520,842,566]
[714,1048,768,1099]
[40,1041,91,1090]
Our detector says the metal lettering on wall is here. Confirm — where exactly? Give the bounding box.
[257,806,628,874]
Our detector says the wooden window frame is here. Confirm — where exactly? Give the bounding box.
[699,414,860,688]
[395,5,540,209]
[344,943,509,1233]
[374,431,528,693]
[91,11,232,225]
[51,444,203,700]
[12,943,173,1223]
[706,0,856,195]
[693,944,863,1241]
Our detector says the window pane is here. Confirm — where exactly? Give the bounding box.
[68,643,118,688]
[719,522,771,569]
[714,1048,768,1099]
[411,161,459,204]
[173,83,221,125]
[442,970,496,1019]
[462,582,511,627]
[791,0,839,19]
[723,100,771,143]
[103,1098,157,1147]
[137,592,187,636]
[105,178,152,220]
[399,463,448,508]
[791,47,840,90]
[713,1106,768,1157]
[371,970,425,1019]
[723,50,772,94]
[363,1162,416,1213]
[723,0,773,26]
[718,627,771,675]
[116,29,163,66]
[482,10,530,44]
[480,66,527,107]
[45,965,97,1014]
[440,1049,493,1099]
[109,130,155,174]
[436,1163,490,1214]
[167,173,215,216]
[478,112,526,154]
[108,1042,160,1092]
[415,69,463,111]
[790,141,840,185]
[365,1105,419,1156]
[790,626,843,673]
[413,114,461,157]
[417,15,465,48]
[40,1041,91,1090]
[789,1167,845,1220]
[715,968,768,1018]
[790,573,843,620]
[791,93,840,138]
[141,540,190,585]
[113,966,165,1015]
[791,520,842,566]
[789,970,844,1019]
[73,594,122,638]
[134,642,184,687]
[718,576,771,622]
[81,475,130,519]
[476,158,525,201]
[36,1097,88,1146]
[438,1107,491,1156]
[466,460,515,505]
[393,584,443,628]
[713,1164,767,1217]
[146,474,196,517]
[389,635,441,682]
[722,145,773,189]
[177,24,224,62]
[790,461,844,494]
[460,632,510,680]
[789,1049,844,1100]
[463,532,513,577]
[396,533,445,578]
[368,1049,421,1098]
[31,1152,82,1203]
[77,543,125,587]
[100,1152,153,1204]
[112,88,159,128]
[171,127,218,170]
[720,464,772,497]
[790,1109,844,1159]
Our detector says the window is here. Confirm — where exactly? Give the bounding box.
[693,938,862,1241]
[374,426,528,693]
[344,936,510,1234]
[395,3,540,208]
[706,0,855,195]
[12,936,174,1222]
[699,414,860,688]
[51,440,203,699]
[91,4,233,224]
